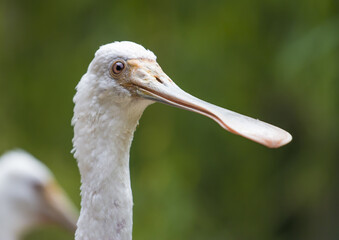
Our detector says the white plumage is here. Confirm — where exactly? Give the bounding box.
[0,150,78,240]
[72,41,292,240]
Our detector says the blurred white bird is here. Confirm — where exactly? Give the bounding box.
[0,149,79,240]
[72,41,292,240]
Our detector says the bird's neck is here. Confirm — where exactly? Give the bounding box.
[0,223,18,240]
[0,227,18,240]
[0,200,34,240]
[73,95,149,240]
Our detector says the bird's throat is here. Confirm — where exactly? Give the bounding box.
[73,99,148,240]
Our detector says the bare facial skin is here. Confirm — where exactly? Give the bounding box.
[109,58,292,148]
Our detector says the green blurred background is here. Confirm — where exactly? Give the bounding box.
[0,0,338,239]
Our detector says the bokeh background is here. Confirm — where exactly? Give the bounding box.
[0,0,338,239]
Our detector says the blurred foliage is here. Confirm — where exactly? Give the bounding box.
[0,0,338,239]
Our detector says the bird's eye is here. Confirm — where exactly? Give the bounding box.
[110,61,125,76]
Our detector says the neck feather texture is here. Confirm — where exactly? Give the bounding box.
[73,84,150,240]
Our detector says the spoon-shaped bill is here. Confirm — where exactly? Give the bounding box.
[138,82,292,148]
[40,180,79,233]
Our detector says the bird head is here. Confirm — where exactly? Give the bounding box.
[79,41,291,148]
[0,150,78,236]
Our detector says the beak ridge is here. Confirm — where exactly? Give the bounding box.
[130,59,292,148]
[41,180,78,233]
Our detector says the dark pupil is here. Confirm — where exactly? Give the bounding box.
[115,62,123,72]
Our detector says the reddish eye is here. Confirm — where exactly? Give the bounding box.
[111,61,125,75]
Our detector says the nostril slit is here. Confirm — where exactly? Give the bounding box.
[155,76,163,84]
